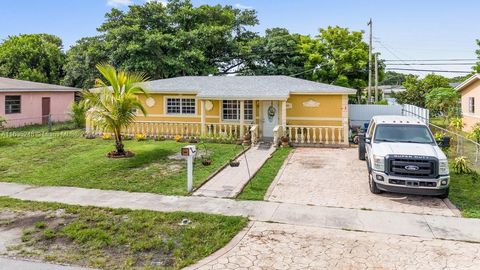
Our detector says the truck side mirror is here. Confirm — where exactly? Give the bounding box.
[365,136,371,144]
[437,136,450,148]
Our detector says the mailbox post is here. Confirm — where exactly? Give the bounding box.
[181,145,196,192]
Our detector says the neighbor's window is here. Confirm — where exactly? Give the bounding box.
[222,100,253,121]
[5,95,21,114]
[469,97,475,113]
[166,98,196,115]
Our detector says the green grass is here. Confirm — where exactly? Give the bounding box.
[2,121,78,133]
[0,196,247,269]
[237,147,292,200]
[448,165,480,218]
[0,130,241,195]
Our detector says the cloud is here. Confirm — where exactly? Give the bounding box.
[107,0,133,7]
[235,3,253,10]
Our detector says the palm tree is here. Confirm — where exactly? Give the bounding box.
[82,64,149,157]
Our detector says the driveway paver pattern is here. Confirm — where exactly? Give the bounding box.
[267,148,456,216]
[193,221,480,270]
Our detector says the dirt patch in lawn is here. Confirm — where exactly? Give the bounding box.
[0,197,247,270]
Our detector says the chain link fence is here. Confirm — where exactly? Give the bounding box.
[429,123,480,170]
[0,113,82,138]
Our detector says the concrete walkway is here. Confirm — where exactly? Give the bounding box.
[193,145,275,198]
[1,182,480,243]
[0,257,94,270]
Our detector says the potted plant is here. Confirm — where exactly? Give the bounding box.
[243,132,252,146]
[229,159,240,167]
[280,135,290,147]
[200,142,212,166]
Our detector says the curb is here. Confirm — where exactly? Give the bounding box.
[182,221,255,270]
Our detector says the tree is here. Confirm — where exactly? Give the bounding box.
[425,87,460,122]
[96,0,258,79]
[0,34,65,84]
[239,28,306,76]
[381,71,406,85]
[395,74,450,107]
[298,26,382,103]
[63,37,109,89]
[81,64,149,157]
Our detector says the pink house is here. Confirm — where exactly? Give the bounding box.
[0,77,79,128]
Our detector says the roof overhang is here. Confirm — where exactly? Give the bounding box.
[0,89,77,92]
[455,74,480,92]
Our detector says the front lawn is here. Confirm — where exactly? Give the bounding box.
[237,147,292,200]
[449,169,480,218]
[0,196,247,269]
[0,131,241,195]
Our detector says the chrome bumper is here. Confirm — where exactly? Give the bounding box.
[371,170,449,196]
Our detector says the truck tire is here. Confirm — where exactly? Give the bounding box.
[369,172,382,194]
[437,187,449,199]
[358,132,366,160]
[358,144,366,160]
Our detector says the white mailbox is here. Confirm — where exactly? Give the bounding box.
[181,145,196,192]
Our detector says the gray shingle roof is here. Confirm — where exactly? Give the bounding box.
[141,76,356,99]
[0,77,79,92]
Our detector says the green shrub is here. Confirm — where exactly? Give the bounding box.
[70,102,87,128]
[453,156,472,174]
[0,116,6,128]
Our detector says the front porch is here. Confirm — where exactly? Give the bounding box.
[85,98,349,146]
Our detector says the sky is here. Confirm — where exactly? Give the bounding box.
[0,0,479,78]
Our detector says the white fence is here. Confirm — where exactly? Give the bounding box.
[402,104,429,124]
[349,104,429,128]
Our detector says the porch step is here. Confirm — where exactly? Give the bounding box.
[257,141,273,150]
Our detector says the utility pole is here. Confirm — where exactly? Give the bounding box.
[367,18,373,104]
[374,53,379,103]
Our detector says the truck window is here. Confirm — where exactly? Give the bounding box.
[374,124,434,144]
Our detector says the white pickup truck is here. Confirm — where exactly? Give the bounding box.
[359,115,450,198]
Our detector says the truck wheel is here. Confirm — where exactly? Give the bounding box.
[358,144,366,160]
[437,187,449,199]
[369,172,382,194]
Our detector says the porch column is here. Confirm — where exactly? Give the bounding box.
[240,100,245,137]
[281,100,287,128]
[200,100,206,136]
[342,95,349,145]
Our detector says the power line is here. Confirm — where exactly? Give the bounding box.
[387,63,476,66]
[386,68,471,73]
[384,59,477,62]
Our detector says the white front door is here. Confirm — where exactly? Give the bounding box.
[262,101,279,138]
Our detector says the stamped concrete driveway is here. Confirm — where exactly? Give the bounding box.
[192,222,480,270]
[266,148,456,217]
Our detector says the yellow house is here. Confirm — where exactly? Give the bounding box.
[87,76,355,145]
[456,74,480,131]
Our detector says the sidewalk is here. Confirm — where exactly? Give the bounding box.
[0,257,94,270]
[1,182,480,243]
[193,145,275,198]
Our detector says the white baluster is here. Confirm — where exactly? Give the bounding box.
[325,128,330,144]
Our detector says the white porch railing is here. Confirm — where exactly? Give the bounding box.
[86,120,257,141]
[274,125,348,145]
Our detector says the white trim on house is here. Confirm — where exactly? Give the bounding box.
[219,100,256,124]
[455,74,480,92]
[163,95,197,116]
[140,114,219,119]
[286,116,345,121]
